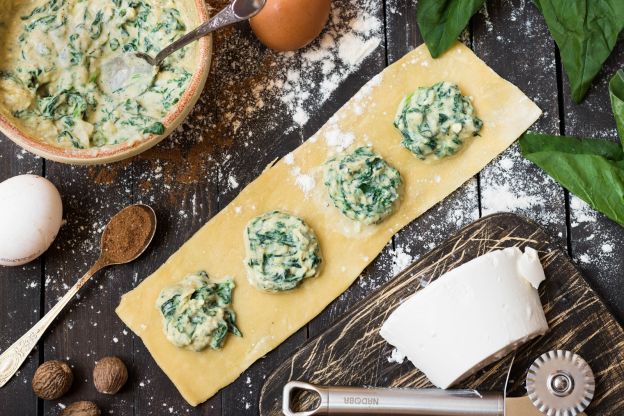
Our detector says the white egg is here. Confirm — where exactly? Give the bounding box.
[0,175,63,266]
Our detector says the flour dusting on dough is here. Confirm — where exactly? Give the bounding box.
[291,167,316,196]
[296,175,315,194]
[325,125,355,150]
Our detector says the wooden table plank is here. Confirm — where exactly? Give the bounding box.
[384,0,481,285]
[127,148,222,415]
[41,162,133,415]
[562,41,624,322]
[0,137,43,415]
[472,1,567,243]
[121,27,227,411]
[209,22,308,416]
[306,2,388,339]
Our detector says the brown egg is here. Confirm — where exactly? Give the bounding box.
[250,0,331,52]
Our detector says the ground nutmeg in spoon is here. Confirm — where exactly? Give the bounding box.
[102,205,155,263]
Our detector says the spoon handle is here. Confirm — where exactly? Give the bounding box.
[0,259,107,388]
[151,0,260,65]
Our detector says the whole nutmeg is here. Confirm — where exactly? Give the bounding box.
[93,356,128,395]
[60,401,101,416]
[32,360,73,400]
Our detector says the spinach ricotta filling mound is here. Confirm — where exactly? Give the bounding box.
[323,146,402,225]
[244,211,322,292]
[394,81,483,159]
[156,272,241,351]
[0,0,193,149]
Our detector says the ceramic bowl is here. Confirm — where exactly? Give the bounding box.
[0,0,212,165]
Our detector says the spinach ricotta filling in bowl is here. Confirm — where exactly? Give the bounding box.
[156,272,241,351]
[323,146,402,225]
[394,81,483,160]
[0,0,195,149]
[244,211,322,292]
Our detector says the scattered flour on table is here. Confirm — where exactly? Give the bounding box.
[218,0,383,136]
[388,245,413,276]
[481,149,561,229]
[483,149,618,279]
[478,3,495,33]
[602,244,613,253]
[354,179,479,294]
[227,175,239,190]
[337,33,380,67]
[569,196,618,272]
[570,196,598,226]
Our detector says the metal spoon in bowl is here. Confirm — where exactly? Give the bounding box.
[100,0,266,93]
[0,204,157,388]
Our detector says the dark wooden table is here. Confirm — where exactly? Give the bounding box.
[1,1,622,415]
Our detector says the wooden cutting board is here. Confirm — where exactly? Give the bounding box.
[259,213,624,415]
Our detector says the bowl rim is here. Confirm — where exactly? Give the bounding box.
[0,0,212,165]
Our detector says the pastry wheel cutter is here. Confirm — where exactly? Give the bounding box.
[282,350,594,416]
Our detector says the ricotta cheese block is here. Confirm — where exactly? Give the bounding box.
[380,247,548,389]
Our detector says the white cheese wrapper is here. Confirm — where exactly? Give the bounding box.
[380,247,548,389]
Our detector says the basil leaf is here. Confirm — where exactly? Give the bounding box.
[536,0,624,103]
[609,69,624,143]
[520,132,624,227]
[417,0,484,58]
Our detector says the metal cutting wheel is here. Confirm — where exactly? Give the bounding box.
[526,350,595,416]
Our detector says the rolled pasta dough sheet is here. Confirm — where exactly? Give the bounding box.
[116,42,542,406]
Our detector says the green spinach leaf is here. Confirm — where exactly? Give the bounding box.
[609,69,624,142]
[520,133,624,227]
[520,133,623,160]
[417,0,484,58]
[520,71,624,228]
[536,0,624,103]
